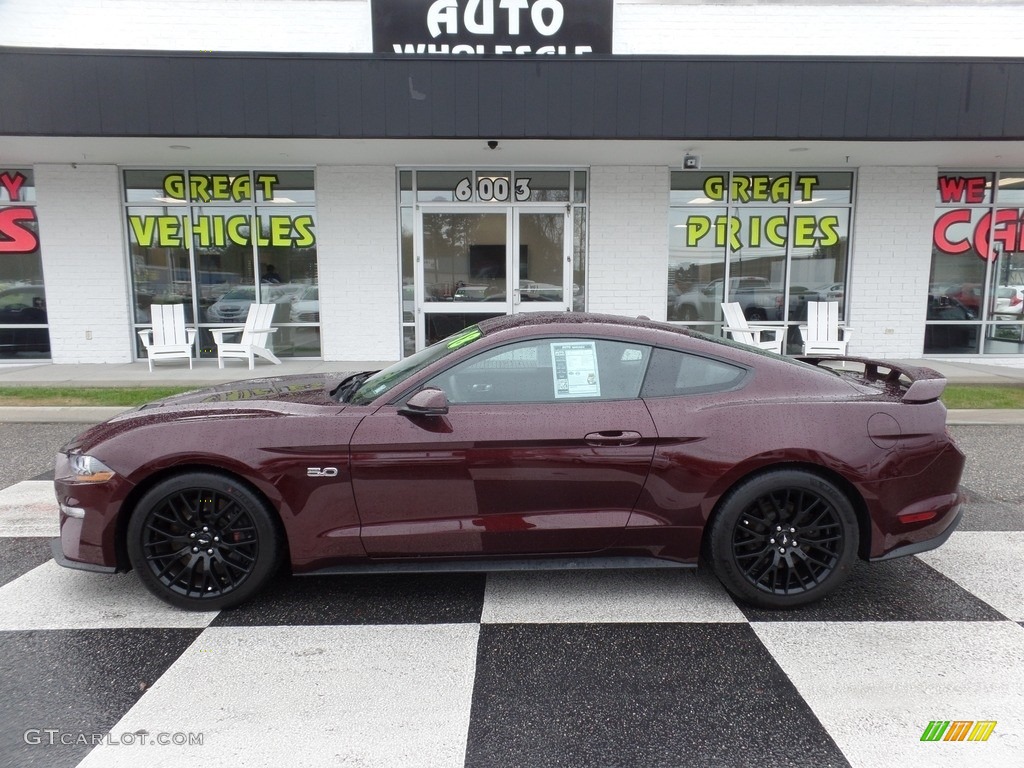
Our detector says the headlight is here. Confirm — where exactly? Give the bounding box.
[68,454,116,483]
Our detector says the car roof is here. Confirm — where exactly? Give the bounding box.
[477,311,681,337]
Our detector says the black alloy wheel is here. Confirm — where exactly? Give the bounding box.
[127,472,282,611]
[708,470,858,609]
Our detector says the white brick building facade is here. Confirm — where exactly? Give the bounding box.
[2,1,1023,367]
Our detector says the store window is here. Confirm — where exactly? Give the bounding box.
[668,171,853,354]
[0,169,49,360]
[124,170,319,359]
[928,171,1024,354]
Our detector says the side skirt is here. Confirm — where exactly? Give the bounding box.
[300,556,696,577]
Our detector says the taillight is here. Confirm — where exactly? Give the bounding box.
[1011,293,1022,307]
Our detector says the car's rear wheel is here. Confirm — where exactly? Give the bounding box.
[126,472,282,611]
[707,470,858,608]
[746,307,768,321]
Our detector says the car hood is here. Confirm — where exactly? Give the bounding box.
[137,373,347,408]
[59,374,355,455]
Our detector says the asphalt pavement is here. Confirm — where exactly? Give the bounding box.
[2,379,1022,767]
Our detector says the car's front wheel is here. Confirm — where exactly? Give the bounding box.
[707,470,858,609]
[126,472,282,611]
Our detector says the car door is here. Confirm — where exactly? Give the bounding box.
[349,337,658,558]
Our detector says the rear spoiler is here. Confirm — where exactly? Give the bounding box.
[796,356,947,403]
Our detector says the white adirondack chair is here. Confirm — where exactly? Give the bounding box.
[720,302,784,354]
[211,303,281,369]
[137,304,197,371]
[801,301,853,356]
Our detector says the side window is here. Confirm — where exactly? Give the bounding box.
[425,338,652,404]
[641,347,747,397]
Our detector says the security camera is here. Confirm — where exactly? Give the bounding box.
[487,140,499,150]
[682,154,702,170]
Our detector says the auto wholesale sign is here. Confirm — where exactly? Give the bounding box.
[372,0,613,56]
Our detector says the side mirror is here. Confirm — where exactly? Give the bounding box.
[399,387,449,417]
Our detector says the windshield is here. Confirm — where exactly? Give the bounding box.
[346,325,485,405]
[221,288,255,300]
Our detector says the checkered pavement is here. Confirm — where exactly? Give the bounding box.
[1,465,1022,767]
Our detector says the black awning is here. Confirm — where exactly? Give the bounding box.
[2,48,1022,141]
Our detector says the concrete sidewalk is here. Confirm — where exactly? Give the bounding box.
[0,357,1022,425]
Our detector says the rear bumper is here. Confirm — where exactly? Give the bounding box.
[870,503,963,562]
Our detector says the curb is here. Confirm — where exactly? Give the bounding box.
[0,406,131,423]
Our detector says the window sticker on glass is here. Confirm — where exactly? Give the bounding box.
[550,341,601,398]
[621,348,644,362]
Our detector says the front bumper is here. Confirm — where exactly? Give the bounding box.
[50,537,117,573]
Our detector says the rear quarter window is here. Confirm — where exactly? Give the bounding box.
[641,347,747,397]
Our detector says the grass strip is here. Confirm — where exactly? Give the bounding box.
[941,384,1024,410]
[0,386,195,407]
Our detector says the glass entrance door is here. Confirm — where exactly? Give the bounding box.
[416,206,570,346]
[515,208,570,313]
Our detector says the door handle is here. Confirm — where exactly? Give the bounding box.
[585,430,642,447]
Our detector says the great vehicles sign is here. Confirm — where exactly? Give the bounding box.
[371,0,613,56]
[127,173,316,249]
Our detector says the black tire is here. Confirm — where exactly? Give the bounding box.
[678,305,699,322]
[126,472,282,611]
[746,307,768,322]
[707,470,858,609]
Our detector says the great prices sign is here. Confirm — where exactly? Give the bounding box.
[682,174,842,251]
[933,174,1023,261]
[372,0,613,56]
[0,171,38,255]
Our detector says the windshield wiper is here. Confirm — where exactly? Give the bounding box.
[331,371,375,403]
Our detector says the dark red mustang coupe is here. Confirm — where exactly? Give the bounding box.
[53,313,965,611]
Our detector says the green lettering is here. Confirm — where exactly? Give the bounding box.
[293,215,316,247]
[156,216,183,247]
[257,174,278,200]
[232,175,252,202]
[766,216,787,247]
[749,216,761,247]
[211,175,231,201]
[715,216,729,247]
[796,175,818,202]
[271,216,292,246]
[750,176,769,201]
[191,216,211,248]
[227,215,249,246]
[128,216,156,247]
[793,216,818,247]
[731,176,751,203]
[163,173,186,200]
[703,176,725,201]
[819,215,840,246]
[190,175,210,202]
[686,216,711,247]
[254,215,271,247]
[728,216,742,251]
[771,176,791,203]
